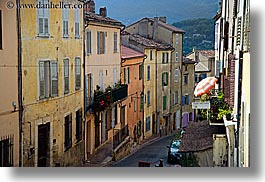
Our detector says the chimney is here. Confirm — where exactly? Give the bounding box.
[159,16,167,23]
[84,0,95,14]
[152,17,159,40]
[99,7,107,17]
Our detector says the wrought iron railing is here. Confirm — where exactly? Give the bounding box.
[113,124,129,150]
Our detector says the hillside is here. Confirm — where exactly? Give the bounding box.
[95,0,218,25]
[172,18,215,55]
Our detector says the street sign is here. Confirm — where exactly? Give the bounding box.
[192,102,210,109]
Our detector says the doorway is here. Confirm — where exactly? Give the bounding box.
[38,123,50,167]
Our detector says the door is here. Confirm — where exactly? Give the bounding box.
[38,123,50,167]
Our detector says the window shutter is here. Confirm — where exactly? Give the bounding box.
[50,61,58,97]
[43,0,49,35]
[99,70,103,90]
[39,62,45,99]
[123,68,126,84]
[97,32,100,54]
[87,31,92,54]
[38,18,44,35]
[75,58,81,90]
[182,96,185,106]
[166,72,168,85]
[162,73,164,86]
[75,9,80,37]
[64,59,69,94]
[127,67,130,84]
[44,61,50,98]
[113,68,117,85]
[187,95,190,105]
[114,32,118,53]
[69,114,72,147]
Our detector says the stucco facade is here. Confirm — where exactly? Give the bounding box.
[20,0,84,166]
[84,8,125,159]
[121,45,145,144]
[0,0,19,167]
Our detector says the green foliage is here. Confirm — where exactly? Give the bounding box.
[180,153,199,167]
[199,91,232,121]
[172,18,215,55]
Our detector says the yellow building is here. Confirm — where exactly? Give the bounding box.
[125,17,185,130]
[20,0,84,166]
[121,32,173,140]
[0,0,19,167]
[84,3,127,160]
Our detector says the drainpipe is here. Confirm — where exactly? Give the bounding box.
[16,0,23,167]
[169,46,175,132]
[155,49,159,135]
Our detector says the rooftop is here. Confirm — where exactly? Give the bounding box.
[121,45,145,59]
[129,34,173,50]
[85,12,124,27]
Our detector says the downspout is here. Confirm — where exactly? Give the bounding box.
[83,5,87,161]
[169,46,175,132]
[16,0,23,167]
[155,49,158,135]
[179,32,184,128]
[142,55,147,140]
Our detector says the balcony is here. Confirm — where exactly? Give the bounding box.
[87,84,128,113]
[113,124,129,150]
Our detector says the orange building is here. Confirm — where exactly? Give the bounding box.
[121,45,145,144]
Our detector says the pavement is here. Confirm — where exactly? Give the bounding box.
[82,131,177,167]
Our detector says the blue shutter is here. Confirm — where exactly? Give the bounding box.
[182,96,185,106]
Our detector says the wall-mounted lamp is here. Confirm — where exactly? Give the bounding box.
[12,101,17,112]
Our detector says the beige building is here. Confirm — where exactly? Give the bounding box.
[186,49,215,84]
[84,3,127,160]
[0,0,19,167]
[125,17,185,130]
[20,0,84,167]
[121,32,173,139]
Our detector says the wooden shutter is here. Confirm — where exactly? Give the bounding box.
[75,58,81,90]
[74,9,80,37]
[162,73,164,86]
[43,0,49,35]
[87,31,92,54]
[44,61,50,98]
[99,70,103,90]
[37,0,44,35]
[127,67,130,84]
[114,32,117,52]
[182,96,185,106]
[50,61,58,97]
[113,68,117,85]
[62,8,69,37]
[39,62,45,99]
[64,59,69,94]
[97,32,100,54]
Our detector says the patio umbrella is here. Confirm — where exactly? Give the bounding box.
[194,77,218,97]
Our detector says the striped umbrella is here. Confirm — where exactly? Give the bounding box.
[194,77,218,97]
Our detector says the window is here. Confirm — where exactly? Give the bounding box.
[199,73,207,81]
[162,72,169,86]
[37,0,49,36]
[114,32,118,53]
[0,136,13,167]
[86,73,93,105]
[62,7,69,38]
[76,109,82,142]
[150,50,153,60]
[75,58,81,90]
[147,90,151,106]
[0,10,2,49]
[163,95,167,111]
[134,100,137,112]
[64,114,72,151]
[174,91,178,105]
[39,60,58,99]
[99,70,103,90]
[127,67,130,84]
[182,95,190,106]
[176,52,179,62]
[74,8,80,38]
[147,65,150,81]
[176,34,179,45]
[113,68,117,85]
[215,60,221,78]
[174,68,179,82]
[139,64,143,80]
[215,23,219,50]
[86,30,92,54]
[162,52,169,64]
[123,67,130,84]
[64,59,69,94]
[183,74,188,85]
[97,31,106,54]
[146,116,150,132]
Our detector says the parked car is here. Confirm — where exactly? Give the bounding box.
[167,139,182,164]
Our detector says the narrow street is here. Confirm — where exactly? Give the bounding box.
[110,134,181,167]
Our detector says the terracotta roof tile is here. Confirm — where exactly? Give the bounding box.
[85,12,124,27]
[129,34,173,50]
[198,50,215,58]
[179,120,225,152]
[121,45,145,59]
[148,18,185,33]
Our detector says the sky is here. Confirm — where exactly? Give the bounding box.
[94,0,218,25]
